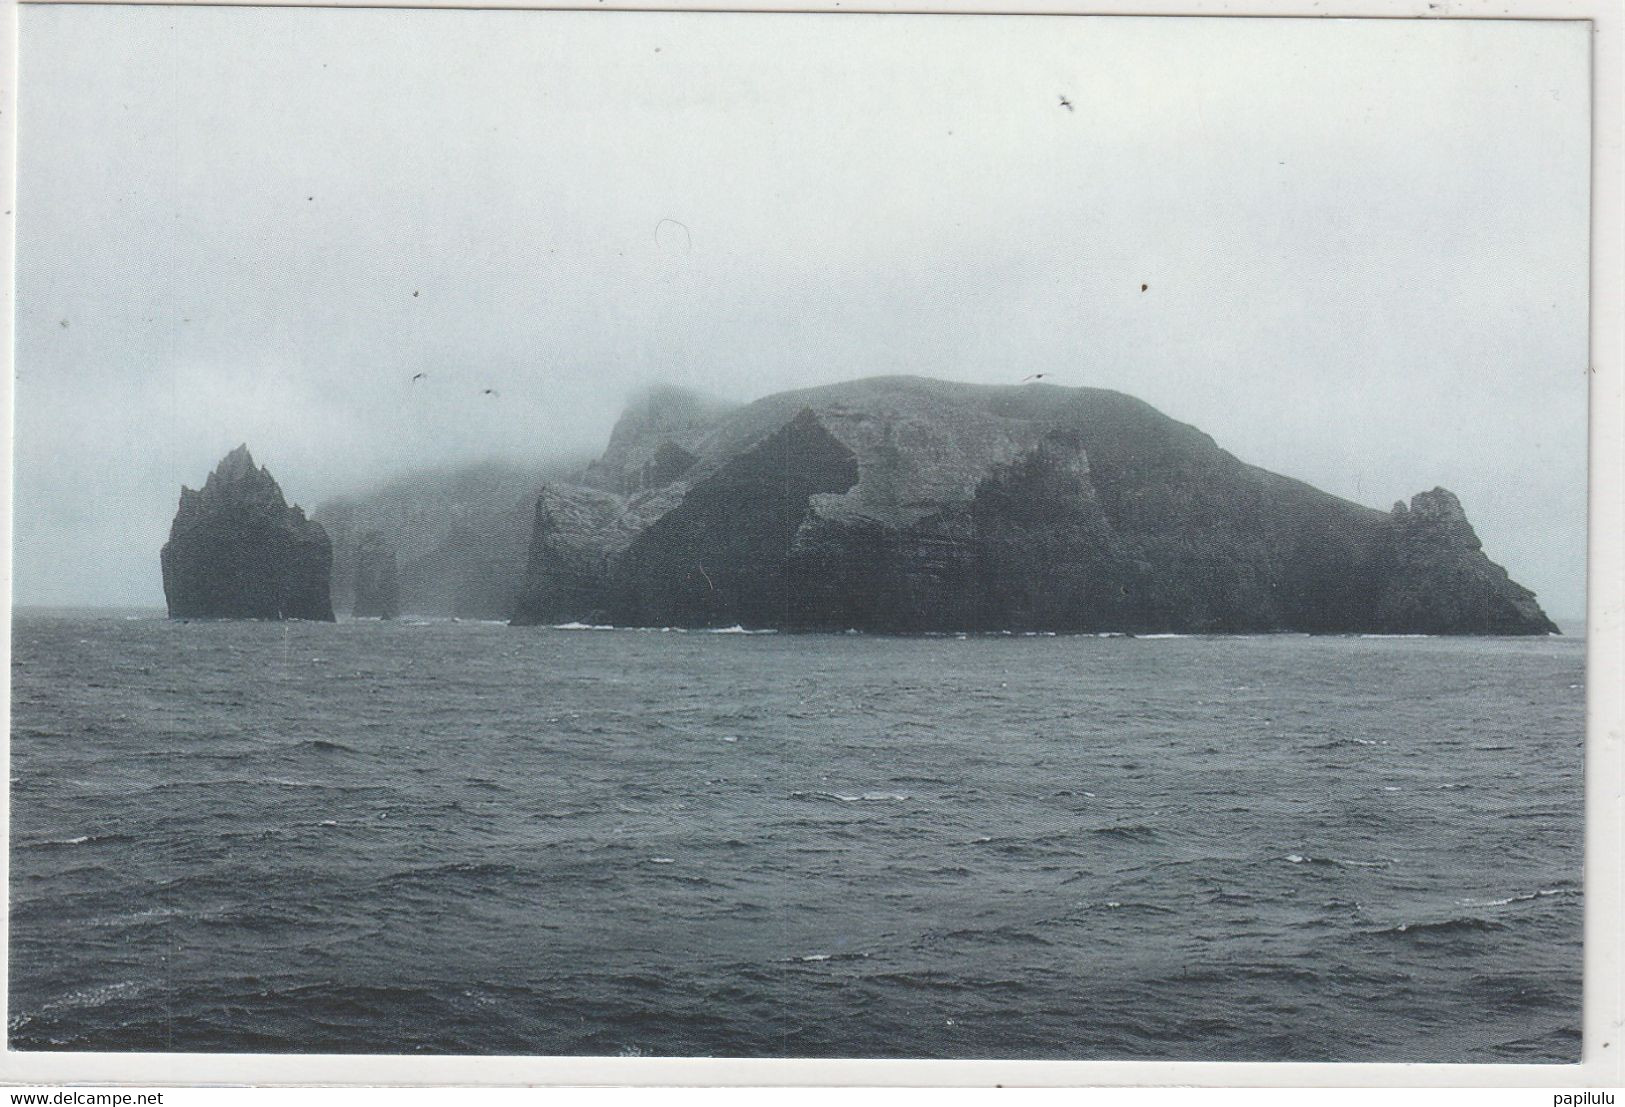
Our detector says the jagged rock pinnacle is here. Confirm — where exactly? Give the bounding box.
[160,447,335,621]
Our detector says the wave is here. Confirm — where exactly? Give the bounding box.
[1281,853,1390,869]
[551,622,616,631]
[1378,916,1508,936]
[1091,824,1159,841]
[18,831,134,850]
[789,789,911,803]
[34,980,147,1016]
[933,924,1056,948]
[705,625,778,635]
[1462,888,1571,908]
[86,906,185,929]
[373,861,528,887]
[294,739,358,754]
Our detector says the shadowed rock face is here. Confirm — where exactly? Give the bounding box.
[512,377,1558,635]
[608,410,860,627]
[160,446,335,621]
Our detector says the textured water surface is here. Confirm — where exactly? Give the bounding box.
[9,614,1583,1059]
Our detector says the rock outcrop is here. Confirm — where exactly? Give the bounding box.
[510,377,1559,635]
[350,532,400,620]
[1372,489,1555,634]
[160,446,335,621]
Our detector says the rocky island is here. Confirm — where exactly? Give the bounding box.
[511,377,1558,635]
[160,445,336,621]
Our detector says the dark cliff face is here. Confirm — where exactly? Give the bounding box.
[608,410,860,627]
[511,377,1558,635]
[160,446,335,621]
[351,532,401,620]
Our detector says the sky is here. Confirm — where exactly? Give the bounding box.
[13,7,1591,616]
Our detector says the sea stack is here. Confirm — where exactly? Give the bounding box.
[351,532,401,620]
[160,445,336,621]
[511,376,1558,635]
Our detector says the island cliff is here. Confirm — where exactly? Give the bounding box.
[510,378,1557,635]
[350,532,401,620]
[160,446,336,621]
[314,460,586,619]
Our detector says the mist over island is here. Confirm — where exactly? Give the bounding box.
[12,10,1588,621]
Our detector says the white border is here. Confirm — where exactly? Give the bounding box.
[0,0,1619,1089]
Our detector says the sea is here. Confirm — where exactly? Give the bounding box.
[8,611,1585,1061]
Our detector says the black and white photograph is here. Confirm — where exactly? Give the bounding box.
[4,0,1609,1078]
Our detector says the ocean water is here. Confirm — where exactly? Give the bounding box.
[9,613,1584,1060]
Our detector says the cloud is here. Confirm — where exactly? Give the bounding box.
[13,8,1590,616]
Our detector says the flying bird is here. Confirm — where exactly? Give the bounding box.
[411,372,428,383]
[1021,373,1048,383]
[482,388,500,397]
[1058,95,1074,112]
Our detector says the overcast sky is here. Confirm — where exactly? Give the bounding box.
[14,8,1590,617]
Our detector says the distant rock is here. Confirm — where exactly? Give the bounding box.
[314,460,584,620]
[160,445,335,621]
[351,532,400,620]
[512,376,1558,635]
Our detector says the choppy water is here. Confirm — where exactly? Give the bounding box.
[9,613,1583,1059]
